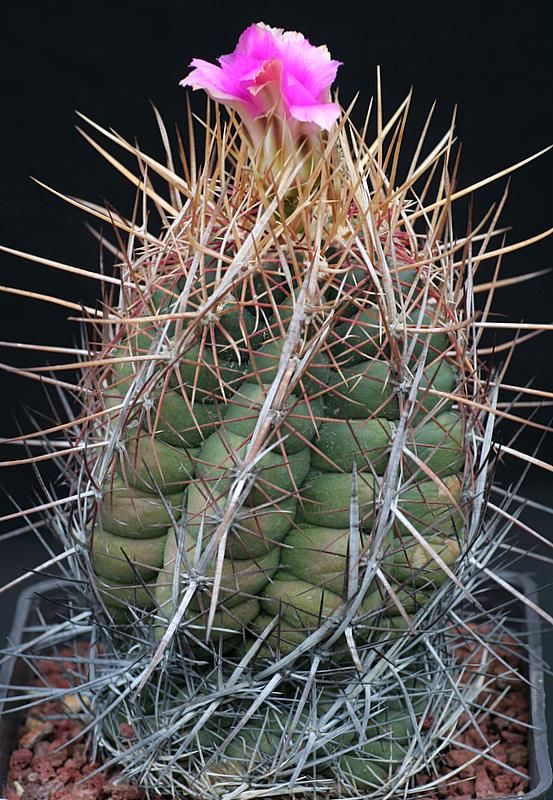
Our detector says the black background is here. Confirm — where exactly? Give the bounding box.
[0,0,552,757]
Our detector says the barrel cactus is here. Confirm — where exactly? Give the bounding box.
[3,21,551,800]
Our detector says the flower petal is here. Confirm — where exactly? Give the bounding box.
[271,31,342,100]
[234,22,283,61]
[289,101,341,130]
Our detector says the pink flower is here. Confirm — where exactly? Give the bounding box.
[181,23,342,177]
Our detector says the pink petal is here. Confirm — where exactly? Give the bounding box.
[272,31,342,100]
[180,58,259,113]
[218,53,264,84]
[234,23,282,61]
[289,101,341,130]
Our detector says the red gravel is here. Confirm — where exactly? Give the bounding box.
[414,628,530,798]
[6,633,531,800]
[6,647,143,800]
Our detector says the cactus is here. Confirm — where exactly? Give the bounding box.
[2,21,552,800]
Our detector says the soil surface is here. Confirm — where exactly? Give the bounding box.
[5,634,531,800]
[5,645,143,800]
[414,628,531,798]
